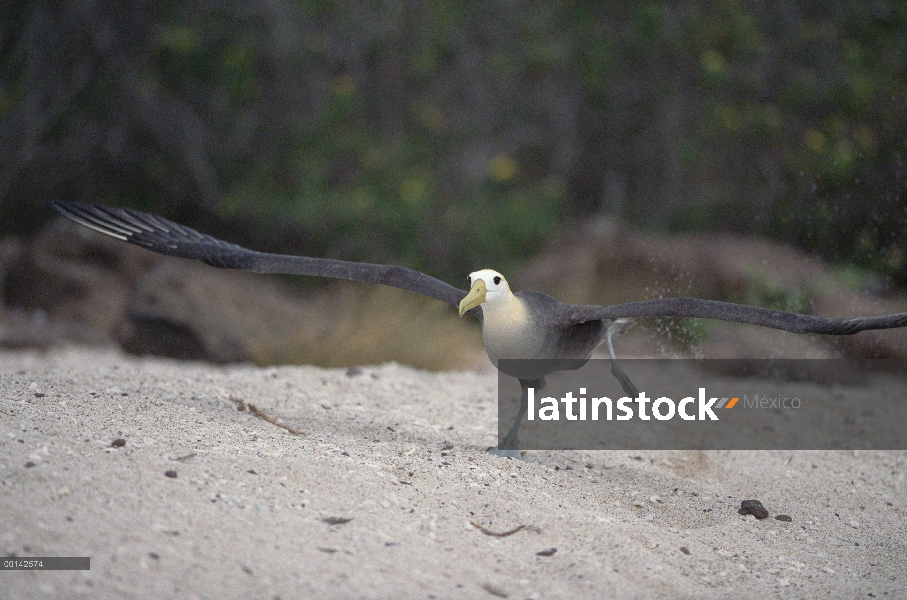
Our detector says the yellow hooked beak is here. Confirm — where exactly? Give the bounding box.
[458,279,487,316]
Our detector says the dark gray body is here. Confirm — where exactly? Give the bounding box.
[490,290,609,382]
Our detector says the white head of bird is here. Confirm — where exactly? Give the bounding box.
[459,269,513,316]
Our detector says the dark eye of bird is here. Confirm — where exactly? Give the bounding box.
[494,276,501,285]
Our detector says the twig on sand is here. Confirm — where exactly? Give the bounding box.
[470,522,541,537]
[229,396,303,435]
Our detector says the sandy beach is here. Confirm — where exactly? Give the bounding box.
[1,346,904,599]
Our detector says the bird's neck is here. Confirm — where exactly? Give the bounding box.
[481,293,538,362]
[482,293,528,326]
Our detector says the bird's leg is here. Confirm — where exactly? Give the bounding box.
[488,378,537,459]
[500,381,530,450]
[607,327,640,398]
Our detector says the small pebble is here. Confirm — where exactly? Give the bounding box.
[34,393,45,398]
[680,546,691,555]
[823,566,835,575]
[738,499,769,519]
[322,516,353,525]
[775,514,792,522]
[481,583,508,598]
[111,438,126,448]
[536,548,557,557]
[848,520,860,529]
[164,470,178,478]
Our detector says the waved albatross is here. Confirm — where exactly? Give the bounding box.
[51,201,907,452]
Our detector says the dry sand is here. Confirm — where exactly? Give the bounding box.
[1,346,904,599]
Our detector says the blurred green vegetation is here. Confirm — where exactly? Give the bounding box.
[2,1,906,286]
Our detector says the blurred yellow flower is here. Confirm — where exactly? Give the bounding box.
[854,124,876,151]
[488,154,518,183]
[330,74,356,97]
[158,26,199,53]
[399,176,427,205]
[803,129,827,153]
[700,50,726,74]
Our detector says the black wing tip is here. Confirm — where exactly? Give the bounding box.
[49,200,257,269]
[47,199,86,215]
[48,200,112,221]
[48,200,141,242]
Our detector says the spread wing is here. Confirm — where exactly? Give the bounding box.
[50,201,470,311]
[560,298,907,336]
[52,201,907,336]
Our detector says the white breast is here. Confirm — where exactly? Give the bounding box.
[480,296,542,363]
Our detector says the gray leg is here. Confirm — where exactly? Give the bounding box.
[607,327,639,397]
[500,382,530,450]
[487,378,536,459]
